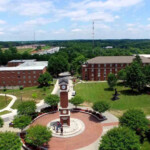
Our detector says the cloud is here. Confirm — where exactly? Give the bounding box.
[0,0,10,12]
[53,28,66,34]
[71,28,82,32]
[13,0,54,16]
[148,18,150,21]
[0,20,6,24]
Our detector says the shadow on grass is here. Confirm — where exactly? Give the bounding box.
[104,88,114,92]
[119,89,141,96]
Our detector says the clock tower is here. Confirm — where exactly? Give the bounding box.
[59,78,70,126]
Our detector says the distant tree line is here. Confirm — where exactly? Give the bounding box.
[1,40,150,77]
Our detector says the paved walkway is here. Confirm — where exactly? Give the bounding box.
[0,94,17,112]
[30,112,118,150]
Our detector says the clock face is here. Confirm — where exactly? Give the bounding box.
[62,85,66,90]
[63,110,67,114]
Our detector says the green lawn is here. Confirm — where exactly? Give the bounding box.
[74,82,150,115]
[17,48,34,54]
[0,96,11,109]
[141,141,150,150]
[0,110,11,116]
[0,82,55,109]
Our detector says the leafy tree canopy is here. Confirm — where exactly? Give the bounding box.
[17,101,36,115]
[25,125,52,147]
[119,109,149,136]
[13,115,32,130]
[92,101,110,113]
[48,55,69,77]
[107,73,117,89]
[38,72,53,87]
[0,117,4,128]
[70,96,84,107]
[0,132,22,150]
[117,69,127,81]
[44,94,59,106]
[126,61,146,92]
[99,127,140,150]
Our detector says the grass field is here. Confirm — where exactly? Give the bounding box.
[0,110,11,116]
[74,82,150,116]
[17,48,34,54]
[0,96,11,109]
[0,83,54,109]
[141,141,150,150]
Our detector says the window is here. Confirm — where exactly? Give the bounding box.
[18,81,21,84]
[110,64,112,67]
[28,76,31,79]
[91,69,94,72]
[18,76,20,78]
[98,64,100,68]
[91,64,94,68]
[85,68,87,72]
[24,81,26,83]
[104,69,106,73]
[17,72,20,74]
[115,64,118,67]
[110,69,112,73]
[98,73,100,77]
[115,68,117,72]
[121,64,123,67]
[104,64,106,67]
[28,71,31,74]
[91,73,94,77]
[33,76,36,78]
[29,81,31,83]
[23,76,26,79]
[33,71,36,74]
[34,81,37,83]
[98,69,100,72]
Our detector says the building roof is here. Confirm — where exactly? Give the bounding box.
[8,59,36,63]
[59,78,69,85]
[0,60,48,71]
[86,56,150,64]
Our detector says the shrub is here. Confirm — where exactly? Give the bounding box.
[25,125,52,147]
[70,96,84,108]
[0,131,22,150]
[99,127,140,150]
[13,115,32,131]
[17,101,36,115]
[44,94,59,107]
[107,73,117,89]
[92,101,110,113]
[119,109,149,136]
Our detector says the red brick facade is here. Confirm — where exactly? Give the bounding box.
[60,92,68,108]
[82,56,150,81]
[82,63,128,81]
[0,67,46,88]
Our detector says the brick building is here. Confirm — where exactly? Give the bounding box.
[82,56,150,81]
[0,60,48,88]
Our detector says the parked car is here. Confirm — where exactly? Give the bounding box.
[72,91,76,96]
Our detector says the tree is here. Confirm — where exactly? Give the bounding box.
[117,69,126,82]
[70,96,84,108]
[38,72,53,87]
[119,109,149,136]
[126,61,146,92]
[17,101,36,115]
[99,127,140,150]
[44,94,59,109]
[107,73,117,89]
[134,54,142,65]
[0,117,3,128]
[0,132,22,150]
[13,115,32,131]
[48,55,69,77]
[143,65,150,85]
[92,101,110,114]
[25,125,52,147]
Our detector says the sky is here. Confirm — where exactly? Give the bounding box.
[0,0,150,41]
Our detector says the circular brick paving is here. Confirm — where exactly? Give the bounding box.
[31,112,103,150]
